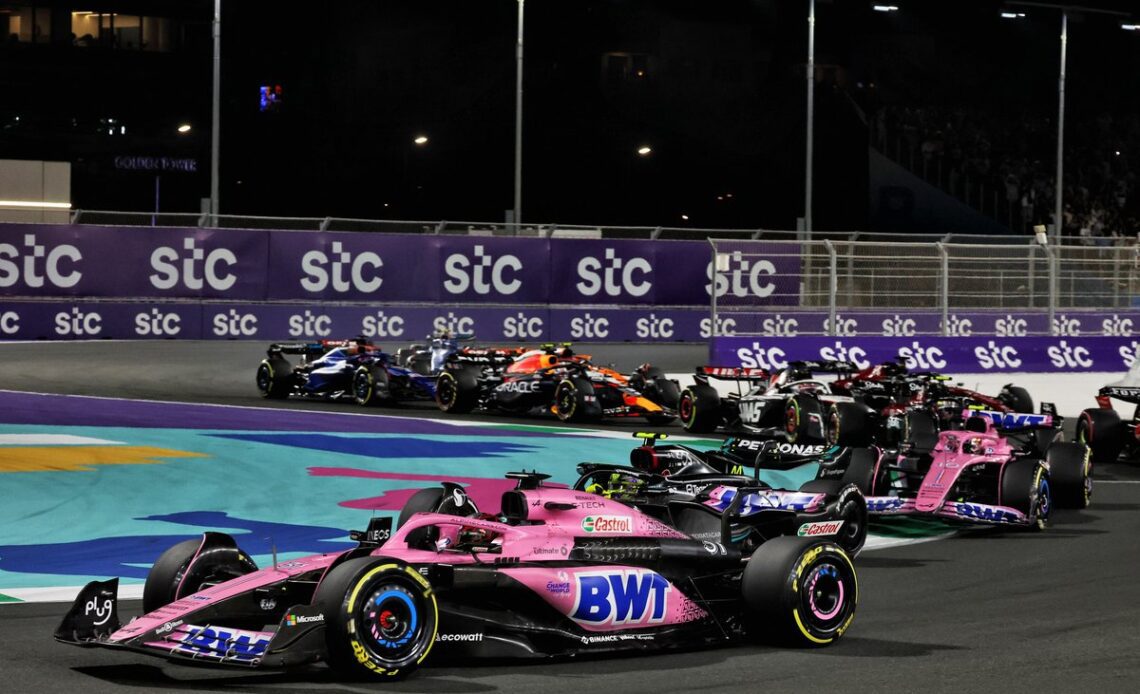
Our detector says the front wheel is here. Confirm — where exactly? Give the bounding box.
[1001,459,1051,531]
[679,384,721,433]
[256,357,293,399]
[353,365,391,406]
[1047,442,1092,508]
[317,557,438,680]
[553,378,598,422]
[142,533,257,614]
[742,537,857,646]
[436,368,478,414]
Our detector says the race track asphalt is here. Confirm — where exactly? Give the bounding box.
[1,341,1139,693]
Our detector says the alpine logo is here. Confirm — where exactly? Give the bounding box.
[797,520,844,537]
[581,515,632,534]
[570,569,671,625]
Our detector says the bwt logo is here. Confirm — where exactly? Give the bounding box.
[570,570,671,626]
[570,313,609,339]
[636,313,674,339]
[433,312,475,335]
[361,310,405,338]
[212,309,258,337]
[706,252,776,298]
[1048,340,1092,369]
[974,340,1021,370]
[881,315,917,336]
[994,314,1028,337]
[823,315,858,336]
[444,245,522,295]
[943,314,973,337]
[0,310,19,334]
[151,238,237,291]
[1103,314,1134,337]
[760,314,798,337]
[699,317,736,338]
[897,342,946,369]
[134,308,181,336]
[0,234,82,289]
[735,342,788,370]
[55,308,102,336]
[289,310,332,337]
[577,249,652,297]
[818,341,870,369]
[1052,314,1081,337]
[301,241,382,293]
[503,312,544,339]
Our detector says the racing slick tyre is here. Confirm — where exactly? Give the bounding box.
[998,384,1034,413]
[435,368,479,414]
[1077,407,1125,464]
[795,480,868,556]
[142,533,258,613]
[742,537,857,647]
[785,395,822,444]
[317,556,438,681]
[1046,442,1093,508]
[827,402,872,446]
[353,365,392,406]
[554,378,599,422]
[678,384,721,433]
[902,411,939,453]
[838,447,880,495]
[1000,459,1051,532]
[630,366,681,409]
[256,356,293,399]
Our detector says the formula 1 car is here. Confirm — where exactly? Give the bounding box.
[55,472,858,681]
[394,332,527,376]
[572,433,868,555]
[255,338,436,406]
[436,345,677,424]
[1076,363,1140,463]
[807,409,1092,530]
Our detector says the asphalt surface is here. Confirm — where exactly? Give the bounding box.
[2,341,1139,693]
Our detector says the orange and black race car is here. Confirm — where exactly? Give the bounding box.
[434,344,677,424]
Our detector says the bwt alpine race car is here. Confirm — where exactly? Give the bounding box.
[56,472,858,681]
[256,338,436,406]
[803,410,1092,530]
[572,433,868,555]
[1077,362,1140,463]
[436,345,677,424]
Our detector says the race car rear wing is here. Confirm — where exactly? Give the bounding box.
[964,409,1059,432]
[694,366,770,383]
[267,338,372,357]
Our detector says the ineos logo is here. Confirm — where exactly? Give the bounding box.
[55,308,102,336]
[150,238,237,291]
[135,308,181,336]
[577,249,652,297]
[0,234,82,289]
[361,310,405,337]
[289,310,332,337]
[212,309,258,336]
[0,310,19,334]
[503,312,543,339]
[444,245,522,295]
[570,312,609,339]
[301,241,383,293]
[706,251,776,298]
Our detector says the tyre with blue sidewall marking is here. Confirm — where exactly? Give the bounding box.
[1001,458,1051,531]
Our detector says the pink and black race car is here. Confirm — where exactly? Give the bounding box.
[56,473,857,681]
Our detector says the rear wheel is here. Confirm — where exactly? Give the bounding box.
[998,385,1034,413]
[903,411,939,453]
[317,557,438,680]
[1077,407,1125,463]
[678,384,721,433]
[1001,459,1051,531]
[742,537,857,646]
[435,368,478,414]
[839,447,879,495]
[827,402,871,446]
[785,395,821,443]
[256,357,293,399]
[1047,442,1092,508]
[353,365,392,406]
[142,534,257,614]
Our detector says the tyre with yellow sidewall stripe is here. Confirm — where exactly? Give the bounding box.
[741,537,857,647]
[317,556,438,680]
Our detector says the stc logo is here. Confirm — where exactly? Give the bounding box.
[434,311,475,335]
[699,317,736,338]
[570,312,610,339]
[0,310,19,334]
[823,315,858,336]
[1119,341,1140,367]
[444,245,522,295]
[706,252,776,298]
[0,234,82,289]
[577,249,652,297]
[135,308,181,336]
[55,308,102,336]
[301,242,382,293]
[943,314,973,337]
[636,313,674,339]
[897,341,946,369]
[503,312,544,339]
[361,310,405,338]
[974,340,1021,370]
[1047,340,1092,369]
[994,314,1028,337]
[212,309,258,337]
[881,315,917,337]
[289,310,332,337]
[759,314,798,337]
[1052,314,1081,337]
[1103,314,1134,337]
[735,342,788,370]
[151,238,237,291]
[818,341,870,369]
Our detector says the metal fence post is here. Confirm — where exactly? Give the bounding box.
[1044,244,1057,334]
[434,220,447,235]
[708,238,719,341]
[70,209,82,224]
[937,242,948,335]
[319,217,331,232]
[824,239,837,335]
